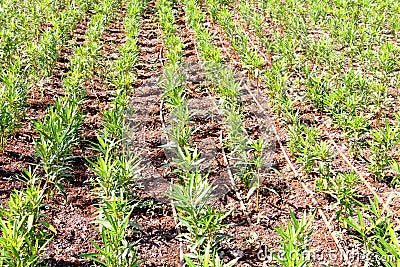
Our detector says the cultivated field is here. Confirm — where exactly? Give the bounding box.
[0,0,399,266]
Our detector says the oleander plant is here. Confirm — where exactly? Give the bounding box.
[1,0,400,265]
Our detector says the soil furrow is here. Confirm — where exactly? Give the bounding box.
[128,1,181,265]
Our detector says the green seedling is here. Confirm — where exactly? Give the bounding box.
[288,124,332,173]
[34,98,82,198]
[168,103,196,149]
[82,192,142,267]
[0,169,55,267]
[184,241,237,267]
[343,195,395,265]
[160,63,186,109]
[165,145,205,177]
[273,210,315,267]
[368,120,399,180]
[0,60,27,150]
[316,164,360,219]
[169,169,229,257]
[87,134,140,200]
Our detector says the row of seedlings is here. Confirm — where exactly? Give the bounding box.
[156,0,235,266]
[236,0,400,182]
[0,0,64,64]
[204,0,265,76]
[236,0,400,265]
[33,0,122,198]
[82,0,146,266]
[0,0,96,150]
[185,0,272,215]
[234,0,360,224]
[198,0,290,217]
[0,169,56,265]
[185,0,317,265]
[0,1,100,265]
[213,0,390,265]
[185,0,263,214]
